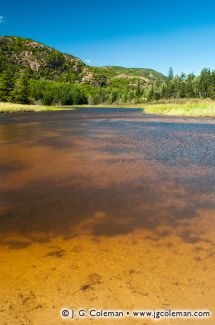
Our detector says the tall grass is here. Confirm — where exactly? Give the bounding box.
[143,99,215,117]
[0,102,73,113]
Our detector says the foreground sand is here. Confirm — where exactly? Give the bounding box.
[0,226,214,324]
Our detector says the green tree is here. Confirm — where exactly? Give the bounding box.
[185,74,195,98]
[198,69,211,98]
[11,70,31,104]
[147,86,154,101]
[0,68,15,101]
[168,67,174,79]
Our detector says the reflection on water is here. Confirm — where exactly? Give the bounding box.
[0,108,215,324]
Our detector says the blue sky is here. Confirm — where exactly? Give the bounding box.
[1,0,215,75]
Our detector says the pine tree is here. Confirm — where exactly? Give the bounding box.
[198,69,211,98]
[147,86,154,101]
[168,67,174,79]
[11,70,31,104]
[0,68,15,101]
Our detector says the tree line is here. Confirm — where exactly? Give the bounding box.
[1,66,215,105]
[147,68,215,101]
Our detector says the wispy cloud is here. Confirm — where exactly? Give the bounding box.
[85,59,92,64]
[0,16,4,24]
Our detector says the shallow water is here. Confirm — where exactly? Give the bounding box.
[0,108,215,324]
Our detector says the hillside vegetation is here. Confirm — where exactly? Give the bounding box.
[92,66,165,81]
[0,36,104,85]
[0,36,215,107]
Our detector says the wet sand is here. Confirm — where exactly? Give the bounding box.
[0,108,215,324]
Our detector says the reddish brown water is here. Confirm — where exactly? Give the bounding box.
[0,108,215,324]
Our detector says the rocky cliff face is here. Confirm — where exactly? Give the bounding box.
[0,36,103,85]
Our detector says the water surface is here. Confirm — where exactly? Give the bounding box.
[0,108,215,324]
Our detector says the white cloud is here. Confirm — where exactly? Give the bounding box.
[0,16,4,24]
[85,59,92,64]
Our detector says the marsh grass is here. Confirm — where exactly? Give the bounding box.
[0,102,72,113]
[143,99,215,117]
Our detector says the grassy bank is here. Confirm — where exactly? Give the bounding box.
[1,99,215,117]
[0,102,71,113]
[74,99,215,117]
[142,99,215,117]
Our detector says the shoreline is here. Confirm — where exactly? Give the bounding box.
[1,100,215,117]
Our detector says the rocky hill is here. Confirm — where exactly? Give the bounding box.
[0,36,165,86]
[0,36,105,86]
[93,66,166,83]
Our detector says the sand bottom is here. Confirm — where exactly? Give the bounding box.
[0,226,214,324]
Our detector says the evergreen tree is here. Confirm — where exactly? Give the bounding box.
[11,70,31,104]
[185,74,195,98]
[168,67,174,79]
[0,68,15,101]
[147,86,154,101]
[198,69,211,98]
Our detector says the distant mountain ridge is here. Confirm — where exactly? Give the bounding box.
[0,36,165,85]
[92,65,166,82]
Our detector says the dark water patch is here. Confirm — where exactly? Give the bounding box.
[3,240,31,250]
[35,135,76,150]
[0,109,215,245]
[0,173,213,243]
[46,249,65,258]
[0,161,29,177]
